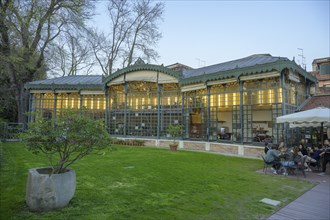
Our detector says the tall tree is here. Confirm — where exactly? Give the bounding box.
[0,0,94,123]
[92,0,164,75]
[48,29,96,77]
[125,0,163,67]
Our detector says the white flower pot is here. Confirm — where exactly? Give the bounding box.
[25,167,76,212]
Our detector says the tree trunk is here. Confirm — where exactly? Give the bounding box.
[127,29,138,66]
[13,83,27,123]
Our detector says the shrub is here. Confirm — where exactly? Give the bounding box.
[166,124,182,144]
[20,110,111,174]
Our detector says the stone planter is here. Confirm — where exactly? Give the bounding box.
[169,143,178,151]
[26,167,76,212]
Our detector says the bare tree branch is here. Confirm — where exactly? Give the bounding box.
[90,0,164,75]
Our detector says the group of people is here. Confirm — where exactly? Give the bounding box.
[263,139,330,175]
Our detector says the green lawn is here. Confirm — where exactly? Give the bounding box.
[0,142,314,220]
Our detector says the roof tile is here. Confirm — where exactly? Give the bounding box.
[182,54,287,78]
[300,95,330,110]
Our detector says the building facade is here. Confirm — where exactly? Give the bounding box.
[25,54,317,146]
[311,57,330,95]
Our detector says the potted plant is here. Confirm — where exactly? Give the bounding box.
[166,124,182,151]
[20,110,111,212]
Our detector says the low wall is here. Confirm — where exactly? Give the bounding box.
[122,137,263,158]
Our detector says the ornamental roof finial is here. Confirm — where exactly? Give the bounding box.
[134,57,145,65]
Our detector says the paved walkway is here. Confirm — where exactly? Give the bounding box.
[266,165,330,220]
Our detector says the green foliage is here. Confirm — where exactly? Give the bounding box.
[1,0,93,122]
[0,142,315,219]
[166,124,182,143]
[20,110,111,173]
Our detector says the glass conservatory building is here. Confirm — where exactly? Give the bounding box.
[25,54,317,146]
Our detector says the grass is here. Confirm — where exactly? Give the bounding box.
[0,142,315,220]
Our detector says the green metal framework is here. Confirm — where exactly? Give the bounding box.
[25,57,317,145]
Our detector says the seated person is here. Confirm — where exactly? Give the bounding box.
[299,144,308,156]
[264,144,282,174]
[320,140,330,173]
[292,146,316,171]
[278,142,293,160]
[264,142,271,154]
[308,145,322,168]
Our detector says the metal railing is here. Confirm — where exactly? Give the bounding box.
[0,122,25,141]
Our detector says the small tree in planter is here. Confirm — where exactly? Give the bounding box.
[166,124,182,151]
[20,110,111,211]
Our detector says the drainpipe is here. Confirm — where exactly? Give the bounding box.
[207,85,211,142]
[239,77,243,145]
[28,92,33,122]
[281,70,287,144]
[181,91,185,140]
[39,93,44,118]
[79,92,83,115]
[281,70,286,114]
[53,93,58,125]
[157,71,161,139]
[124,74,127,137]
[105,87,109,132]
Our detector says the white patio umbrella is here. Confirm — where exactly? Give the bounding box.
[276,107,330,143]
[276,107,330,124]
[289,122,330,128]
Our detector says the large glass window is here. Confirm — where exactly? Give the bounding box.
[108,85,125,135]
[183,89,208,139]
[57,93,80,110]
[107,81,181,137]
[242,78,281,144]
[209,82,240,142]
[80,94,106,119]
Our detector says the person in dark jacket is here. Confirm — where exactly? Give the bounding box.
[264,142,271,154]
[320,140,330,173]
[265,144,282,174]
[299,144,308,156]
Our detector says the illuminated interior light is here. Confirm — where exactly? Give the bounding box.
[233,93,237,105]
[103,101,106,110]
[210,95,214,107]
[278,88,282,103]
[174,97,178,104]
[268,89,273,103]
[258,90,262,104]
[136,98,138,109]
[84,99,87,107]
[97,98,100,109]
[225,94,228,106]
[71,98,74,108]
[218,94,221,106]
[91,99,94,109]
[142,98,145,109]
[167,97,171,105]
[65,98,68,108]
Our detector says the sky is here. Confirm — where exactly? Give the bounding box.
[93,0,330,71]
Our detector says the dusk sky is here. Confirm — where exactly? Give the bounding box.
[93,0,330,71]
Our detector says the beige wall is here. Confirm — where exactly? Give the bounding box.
[124,137,264,158]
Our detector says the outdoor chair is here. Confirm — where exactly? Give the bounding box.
[260,154,272,174]
[286,156,306,178]
[309,160,321,171]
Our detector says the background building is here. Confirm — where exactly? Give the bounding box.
[25,54,317,149]
[311,57,330,95]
